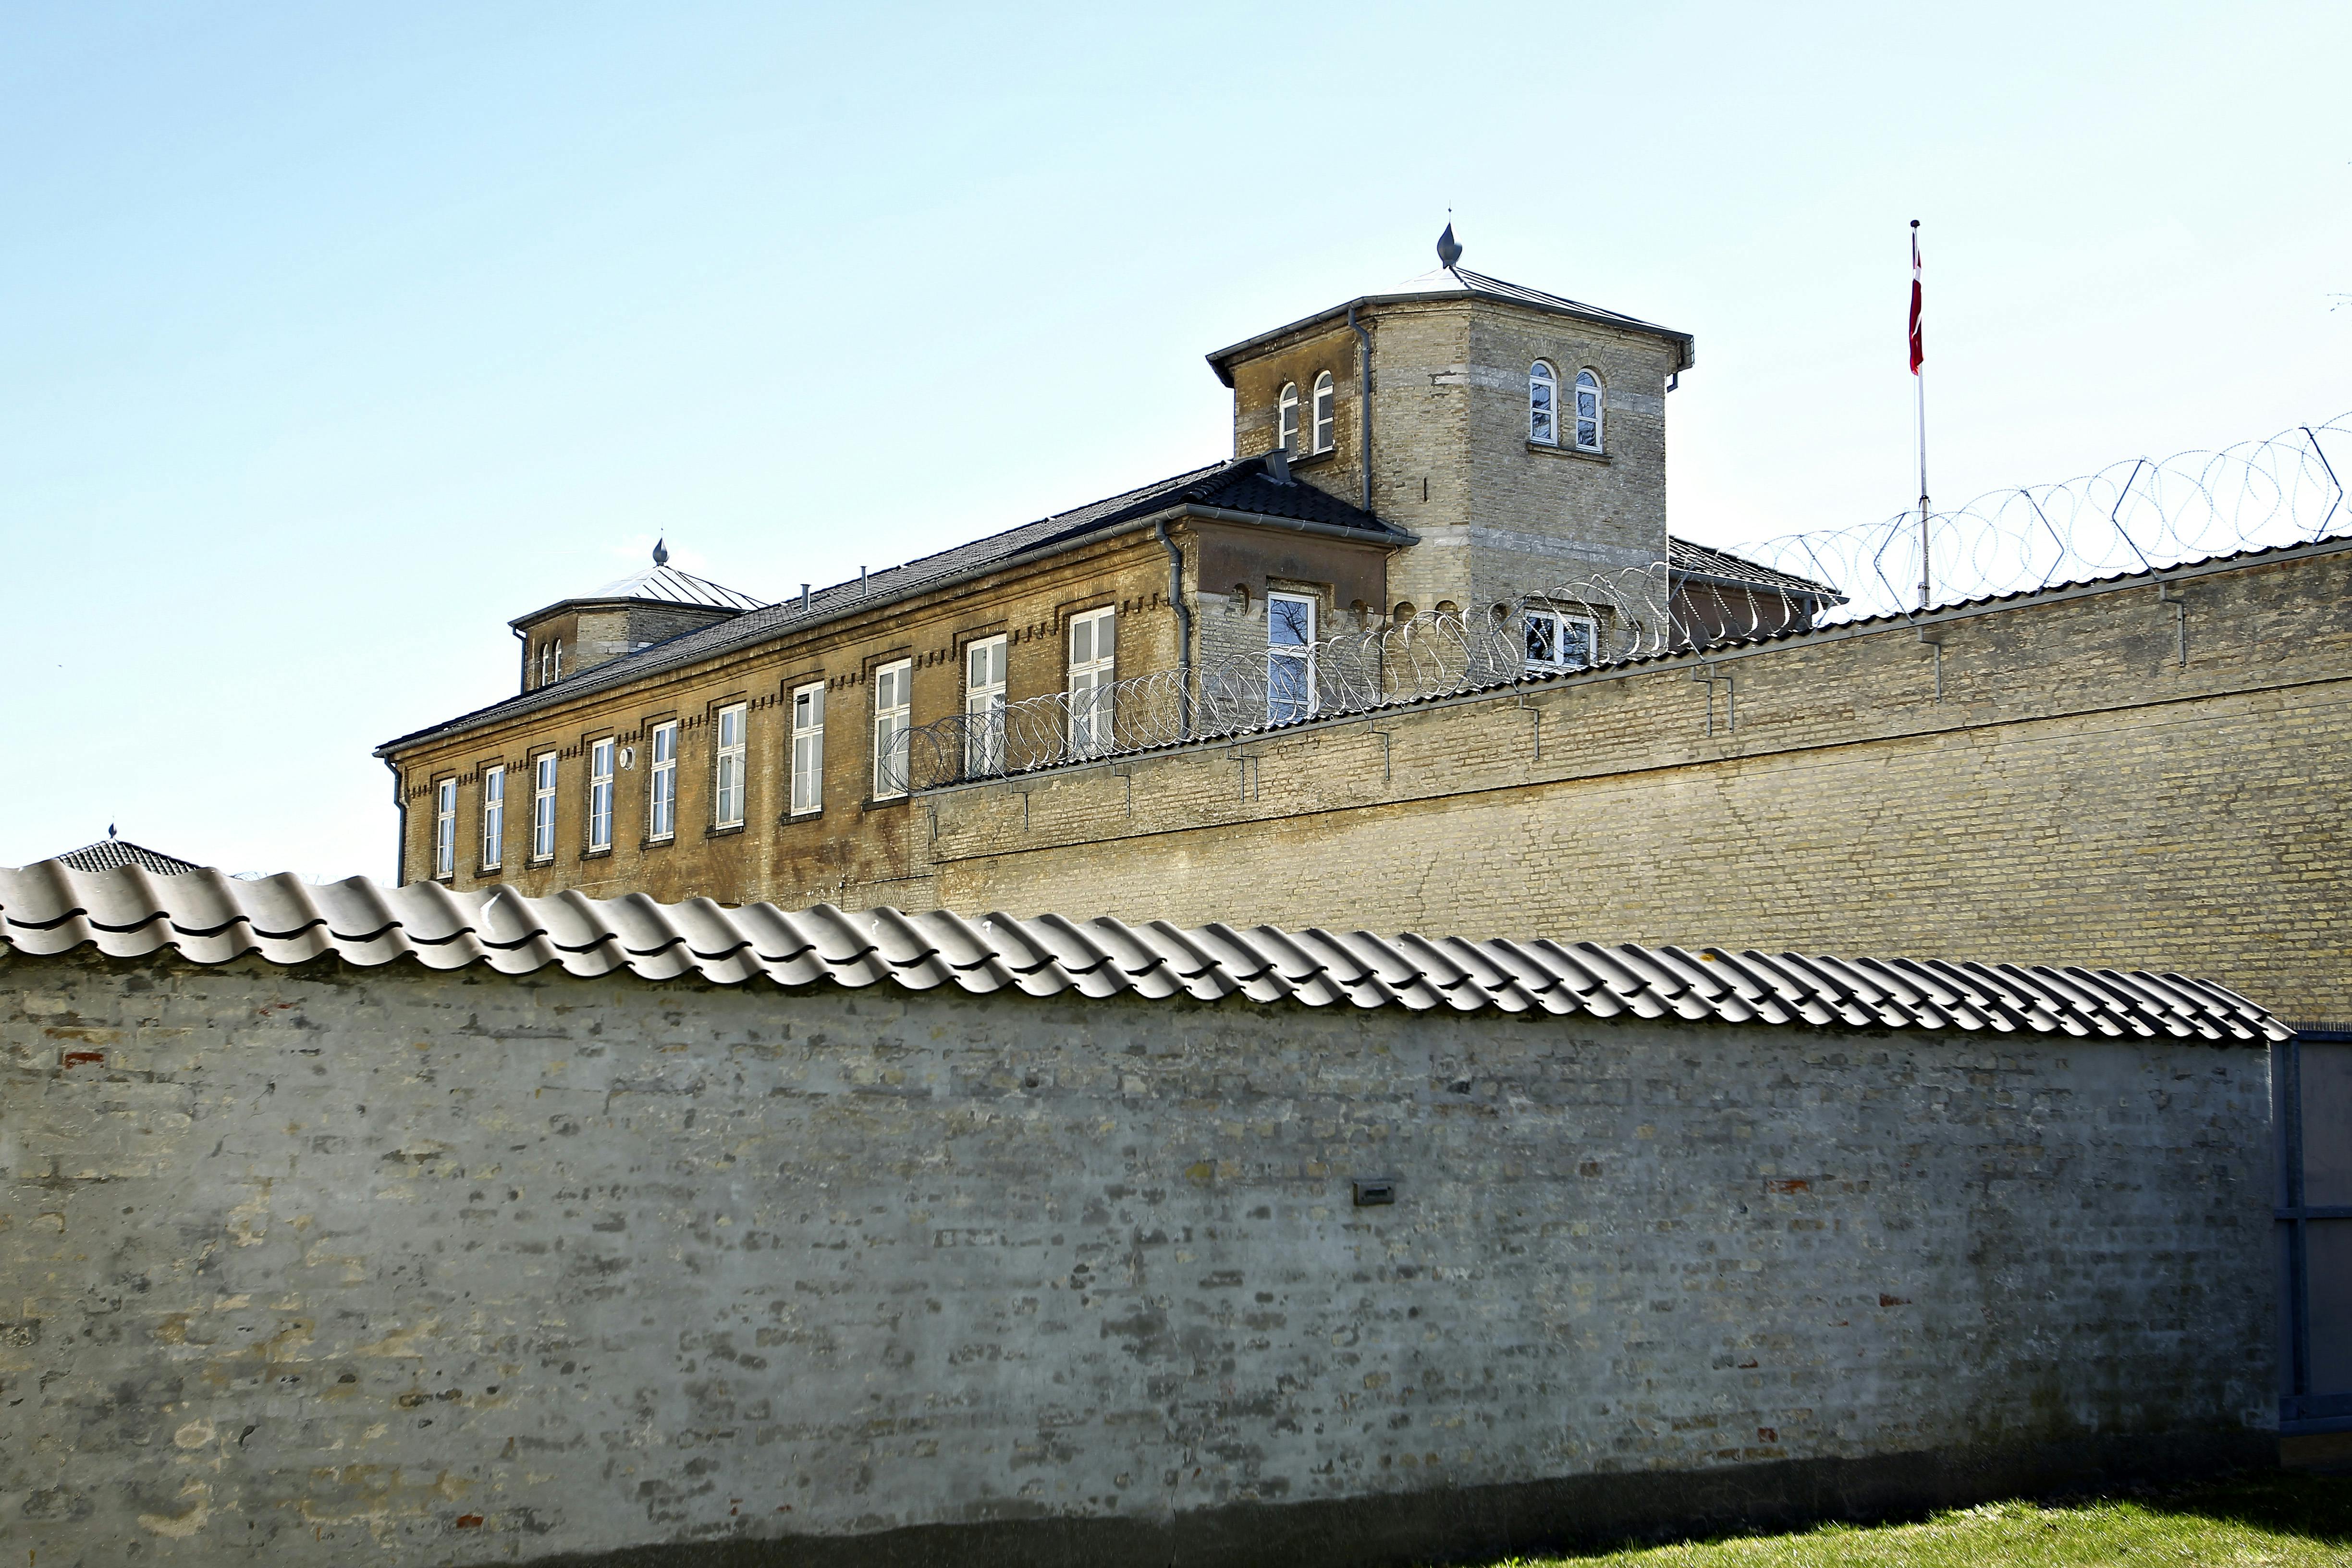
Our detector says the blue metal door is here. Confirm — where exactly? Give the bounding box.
[2280,1032,2352,1434]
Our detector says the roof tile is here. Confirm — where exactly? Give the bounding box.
[0,861,2289,1044]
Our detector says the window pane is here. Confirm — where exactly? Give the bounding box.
[1269,597,1313,646]
[1268,653,1310,723]
[1577,418,1599,448]
[1526,615,1557,665]
[1072,620,1092,663]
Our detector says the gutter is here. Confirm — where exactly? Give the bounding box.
[382,756,408,887]
[1153,518,1194,736]
[376,492,1413,758]
[1348,304,1372,512]
[1177,503,1417,548]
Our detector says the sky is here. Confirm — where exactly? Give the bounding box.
[3,1,2347,880]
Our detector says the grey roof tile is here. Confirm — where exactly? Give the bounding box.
[0,860,2287,1043]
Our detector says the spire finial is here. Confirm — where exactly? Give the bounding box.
[1436,220,1462,270]
[652,538,669,567]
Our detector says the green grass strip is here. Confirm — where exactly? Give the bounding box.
[1486,1471,2352,1567]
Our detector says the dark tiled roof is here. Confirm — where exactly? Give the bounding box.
[379,456,1404,755]
[0,860,2286,1041]
[1668,536,1845,601]
[49,839,206,877]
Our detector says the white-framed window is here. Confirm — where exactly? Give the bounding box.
[531,753,557,861]
[1573,368,1602,452]
[480,766,504,870]
[713,703,747,829]
[1067,607,1115,758]
[965,635,1007,777]
[537,638,563,686]
[647,721,678,841]
[1525,608,1599,672]
[433,778,457,880]
[1311,371,1335,454]
[872,660,913,799]
[789,684,825,816]
[1529,360,1558,445]
[587,737,615,851]
[1267,592,1317,724]
[1276,382,1299,455]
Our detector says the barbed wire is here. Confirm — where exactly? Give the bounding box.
[1733,414,2349,625]
[895,413,2349,791]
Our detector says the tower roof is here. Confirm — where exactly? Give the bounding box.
[46,837,206,876]
[510,544,768,629]
[1207,230,1694,383]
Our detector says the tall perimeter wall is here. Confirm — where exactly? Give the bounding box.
[919,540,2352,1026]
[0,944,2275,1567]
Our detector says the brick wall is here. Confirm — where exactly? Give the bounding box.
[0,946,2276,1566]
[923,542,2352,1026]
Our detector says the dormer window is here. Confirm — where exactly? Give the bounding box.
[1574,369,1603,452]
[1529,361,1557,445]
[1311,372,1335,454]
[537,639,564,687]
[1276,383,1299,455]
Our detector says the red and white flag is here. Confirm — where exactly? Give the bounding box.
[1908,224,1924,375]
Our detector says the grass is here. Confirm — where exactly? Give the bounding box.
[1484,1471,2352,1566]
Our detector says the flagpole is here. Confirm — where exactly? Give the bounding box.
[1911,219,1930,609]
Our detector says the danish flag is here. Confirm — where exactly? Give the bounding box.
[1908,224,1924,375]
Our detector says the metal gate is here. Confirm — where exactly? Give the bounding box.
[2280,1030,2352,1434]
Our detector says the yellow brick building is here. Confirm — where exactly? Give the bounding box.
[380,234,1808,905]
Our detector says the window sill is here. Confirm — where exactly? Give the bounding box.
[1289,447,1338,468]
[1528,442,1610,464]
[706,823,746,839]
[582,847,612,861]
[527,857,553,869]
[642,834,675,850]
[862,795,908,813]
[783,808,823,822]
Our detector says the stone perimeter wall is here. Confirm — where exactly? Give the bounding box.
[0,947,2273,1567]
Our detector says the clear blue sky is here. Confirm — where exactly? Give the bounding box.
[3,2,2346,879]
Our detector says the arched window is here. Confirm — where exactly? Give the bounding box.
[1276,383,1299,455]
[1529,361,1557,445]
[1311,372,1335,454]
[1573,369,1603,452]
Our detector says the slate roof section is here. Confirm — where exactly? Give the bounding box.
[549,559,768,616]
[1208,265,1696,380]
[379,454,1406,755]
[49,839,206,877]
[0,860,2286,1042]
[1668,536,1846,602]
